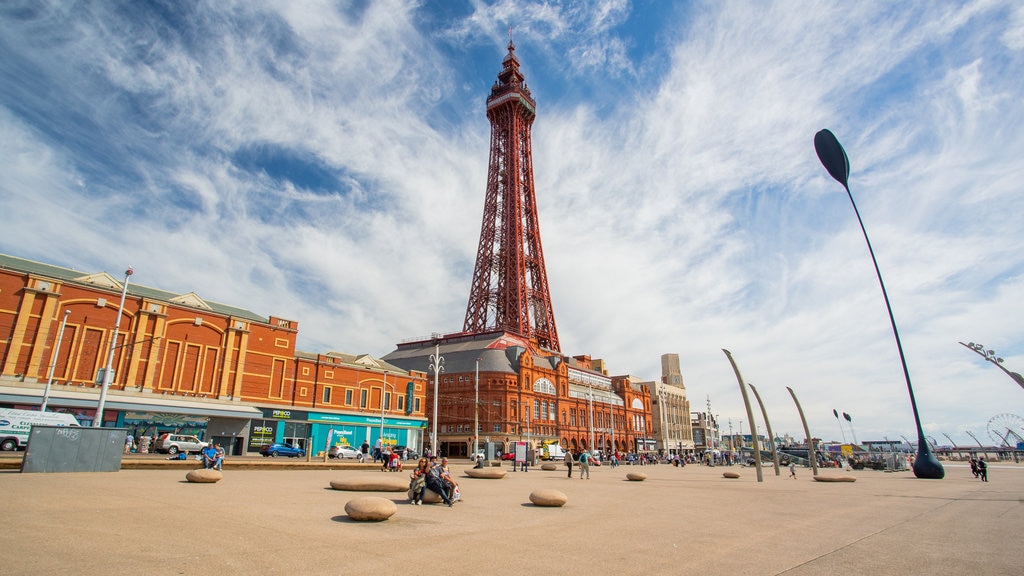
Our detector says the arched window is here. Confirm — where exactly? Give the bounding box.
[533,378,556,395]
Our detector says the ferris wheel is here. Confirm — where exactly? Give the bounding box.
[986,413,1024,447]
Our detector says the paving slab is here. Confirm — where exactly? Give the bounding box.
[1,462,1021,575]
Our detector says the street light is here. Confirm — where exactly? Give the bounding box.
[428,337,444,457]
[378,371,392,450]
[95,266,133,428]
[657,386,668,455]
[587,386,595,453]
[41,310,72,412]
[474,357,480,458]
[959,341,1024,391]
[815,129,944,479]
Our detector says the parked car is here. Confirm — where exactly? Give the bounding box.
[154,433,207,455]
[392,446,419,460]
[500,452,515,460]
[329,445,364,460]
[260,442,305,458]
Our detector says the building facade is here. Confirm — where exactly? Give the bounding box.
[0,254,427,455]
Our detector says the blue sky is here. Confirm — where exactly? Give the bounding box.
[3,0,1023,448]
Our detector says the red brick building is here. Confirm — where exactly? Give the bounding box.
[0,253,427,455]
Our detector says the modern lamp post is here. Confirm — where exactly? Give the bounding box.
[958,342,1024,391]
[428,338,444,457]
[815,129,944,479]
[474,357,480,458]
[587,386,595,453]
[657,387,668,455]
[95,266,133,428]
[41,309,72,412]
[378,371,392,450]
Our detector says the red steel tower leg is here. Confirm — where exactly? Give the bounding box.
[463,41,560,353]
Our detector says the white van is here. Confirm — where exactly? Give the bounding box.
[541,443,566,461]
[0,408,80,451]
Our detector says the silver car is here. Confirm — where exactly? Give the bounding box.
[329,445,365,460]
[155,433,207,455]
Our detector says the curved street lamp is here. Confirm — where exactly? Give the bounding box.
[815,129,943,479]
[958,341,1024,391]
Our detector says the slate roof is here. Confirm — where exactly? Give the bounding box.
[0,253,268,323]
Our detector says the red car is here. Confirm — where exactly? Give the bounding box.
[500,452,515,460]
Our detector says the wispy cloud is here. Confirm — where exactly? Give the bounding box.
[1,0,1022,445]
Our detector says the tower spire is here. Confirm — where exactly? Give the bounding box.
[463,43,560,352]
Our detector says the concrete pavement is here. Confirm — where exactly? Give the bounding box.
[2,461,1021,575]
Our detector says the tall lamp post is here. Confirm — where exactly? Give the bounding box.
[378,371,392,450]
[815,129,944,479]
[95,266,133,428]
[428,338,444,457]
[657,387,668,455]
[41,309,72,412]
[474,357,480,458]
[959,342,1024,391]
[587,386,595,453]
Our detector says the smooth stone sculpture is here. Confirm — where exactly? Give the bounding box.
[722,471,741,479]
[186,469,222,483]
[465,467,507,479]
[541,463,557,471]
[529,489,567,507]
[626,472,646,481]
[813,475,857,483]
[407,488,443,504]
[330,476,407,492]
[345,496,397,521]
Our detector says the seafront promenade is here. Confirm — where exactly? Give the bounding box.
[2,460,1021,575]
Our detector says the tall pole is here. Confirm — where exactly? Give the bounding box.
[428,338,444,457]
[587,386,595,453]
[474,357,480,458]
[41,310,72,412]
[379,371,389,450]
[815,129,943,479]
[723,349,763,482]
[748,383,781,476]
[658,387,668,455]
[95,266,133,428]
[787,386,818,476]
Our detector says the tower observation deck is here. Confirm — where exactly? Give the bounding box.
[463,41,560,353]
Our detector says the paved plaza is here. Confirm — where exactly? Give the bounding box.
[2,460,1021,575]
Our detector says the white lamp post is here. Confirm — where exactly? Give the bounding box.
[94,266,132,428]
[587,386,595,454]
[428,338,444,457]
[378,371,391,450]
[41,309,72,412]
[658,386,668,455]
[474,357,480,458]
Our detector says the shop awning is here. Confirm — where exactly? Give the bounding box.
[0,385,262,420]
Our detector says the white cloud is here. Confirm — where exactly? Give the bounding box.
[1,0,1022,447]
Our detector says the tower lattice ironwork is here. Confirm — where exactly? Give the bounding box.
[463,41,560,352]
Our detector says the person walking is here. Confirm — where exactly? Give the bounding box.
[978,457,988,482]
[579,450,591,479]
[564,449,574,478]
[789,462,797,479]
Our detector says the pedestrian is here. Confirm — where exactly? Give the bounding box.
[409,458,428,505]
[978,457,988,482]
[123,432,134,454]
[579,450,591,479]
[969,457,979,478]
[564,449,574,478]
[789,462,796,479]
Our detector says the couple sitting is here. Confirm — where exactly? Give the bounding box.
[202,443,224,470]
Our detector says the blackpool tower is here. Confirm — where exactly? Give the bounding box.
[463,41,561,353]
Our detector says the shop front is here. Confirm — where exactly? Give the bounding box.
[254,407,426,458]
